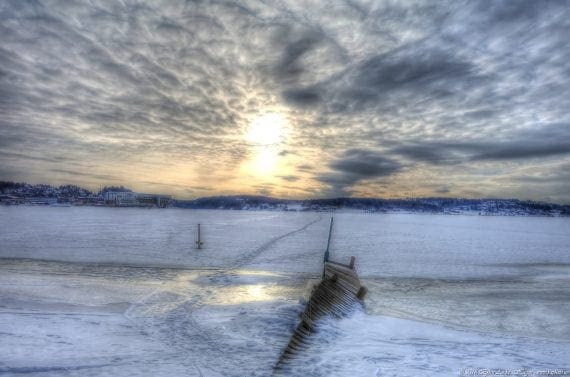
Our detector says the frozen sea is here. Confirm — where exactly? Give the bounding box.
[0,207,568,376]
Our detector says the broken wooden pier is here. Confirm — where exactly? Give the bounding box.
[274,218,367,371]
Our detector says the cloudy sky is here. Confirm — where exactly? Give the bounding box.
[1,0,569,202]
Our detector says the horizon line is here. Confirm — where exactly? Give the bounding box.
[1,180,569,206]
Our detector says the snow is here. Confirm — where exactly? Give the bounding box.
[0,207,568,376]
[281,311,568,377]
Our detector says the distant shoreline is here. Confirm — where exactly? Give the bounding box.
[1,181,568,216]
[2,203,568,217]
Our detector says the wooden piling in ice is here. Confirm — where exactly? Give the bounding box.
[196,223,203,249]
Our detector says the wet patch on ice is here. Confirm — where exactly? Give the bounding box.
[0,259,311,376]
[363,274,570,340]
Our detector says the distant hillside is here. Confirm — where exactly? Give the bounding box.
[174,195,570,216]
[2,181,568,216]
[175,195,290,210]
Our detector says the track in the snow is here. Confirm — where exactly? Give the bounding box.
[230,215,323,269]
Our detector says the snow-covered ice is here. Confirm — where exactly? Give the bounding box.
[0,207,568,376]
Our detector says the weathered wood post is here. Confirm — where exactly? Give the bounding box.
[196,223,203,249]
[357,286,368,300]
[324,217,333,262]
[349,256,356,269]
[322,217,334,278]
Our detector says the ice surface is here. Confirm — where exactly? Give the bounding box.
[280,311,568,377]
[0,207,568,376]
[0,207,323,270]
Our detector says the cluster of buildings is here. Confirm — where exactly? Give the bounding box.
[0,192,173,208]
[0,182,173,208]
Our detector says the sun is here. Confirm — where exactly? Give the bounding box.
[246,113,287,146]
[242,112,289,177]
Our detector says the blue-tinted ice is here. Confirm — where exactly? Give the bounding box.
[0,207,568,376]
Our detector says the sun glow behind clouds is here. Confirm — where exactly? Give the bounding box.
[243,113,289,178]
[246,113,288,146]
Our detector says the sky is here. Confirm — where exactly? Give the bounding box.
[1,0,569,202]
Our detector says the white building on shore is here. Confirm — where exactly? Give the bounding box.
[103,191,172,207]
[103,192,137,206]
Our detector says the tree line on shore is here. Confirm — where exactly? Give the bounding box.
[1,181,568,215]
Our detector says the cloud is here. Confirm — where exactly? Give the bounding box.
[274,29,325,83]
[297,164,314,172]
[340,48,479,108]
[470,142,570,161]
[0,0,569,201]
[282,87,321,106]
[49,169,120,182]
[435,185,452,195]
[469,124,570,161]
[317,149,402,195]
[391,143,460,165]
[391,123,570,165]
[278,175,300,182]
